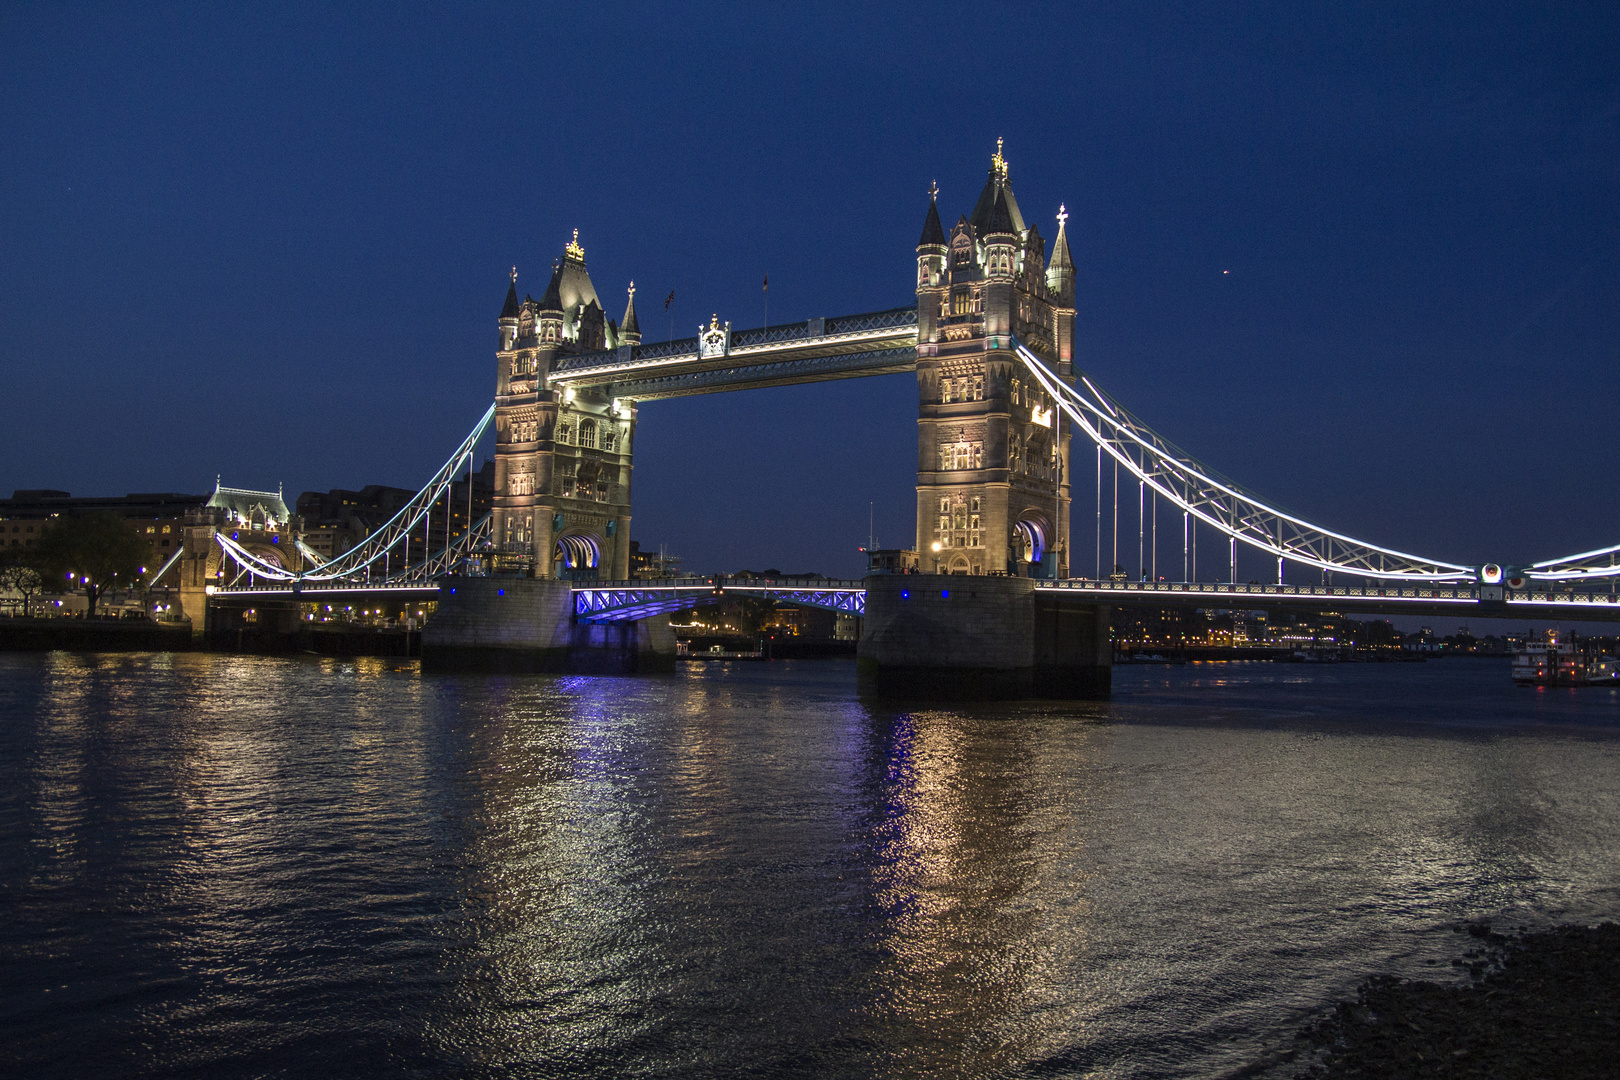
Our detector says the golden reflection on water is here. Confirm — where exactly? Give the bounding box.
[855,705,1110,1077]
[10,655,1620,1079]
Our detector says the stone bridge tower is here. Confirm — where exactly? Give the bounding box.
[492,232,638,580]
[915,143,1076,576]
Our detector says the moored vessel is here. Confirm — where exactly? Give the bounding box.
[1512,630,1620,686]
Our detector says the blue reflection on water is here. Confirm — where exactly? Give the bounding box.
[1,653,1618,1079]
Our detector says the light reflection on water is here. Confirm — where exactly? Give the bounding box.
[2,653,1619,1078]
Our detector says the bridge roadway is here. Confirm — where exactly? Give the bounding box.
[208,576,1620,623]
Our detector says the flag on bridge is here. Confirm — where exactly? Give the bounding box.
[763,273,768,292]
[664,290,674,310]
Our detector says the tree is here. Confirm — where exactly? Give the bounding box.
[0,547,45,617]
[30,514,153,617]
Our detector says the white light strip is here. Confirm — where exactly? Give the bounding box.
[1014,340,1474,581]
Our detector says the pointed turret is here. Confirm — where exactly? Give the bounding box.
[621,281,641,344]
[538,260,564,312]
[918,181,946,248]
[498,267,521,349]
[1046,204,1075,302]
[500,267,521,319]
[982,186,1018,238]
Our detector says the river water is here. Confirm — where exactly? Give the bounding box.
[2,652,1618,1079]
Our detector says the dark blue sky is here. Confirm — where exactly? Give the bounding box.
[2,2,1616,580]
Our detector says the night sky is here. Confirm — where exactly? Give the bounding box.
[3,3,1616,585]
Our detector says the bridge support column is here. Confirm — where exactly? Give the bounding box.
[421,575,676,674]
[569,617,677,674]
[857,575,1111,700]
[1033,594,1111,698]
[421,576,575,672]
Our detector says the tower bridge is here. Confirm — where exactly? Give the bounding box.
[190,144,1620,695]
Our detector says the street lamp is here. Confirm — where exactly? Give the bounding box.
[931,541,941,573]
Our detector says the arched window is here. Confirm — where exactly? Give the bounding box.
[578,419,597,449]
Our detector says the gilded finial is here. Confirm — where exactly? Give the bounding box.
[628,280,635,296]
[1056,204,1068,228]
[992,138,1008,181]
[929,179,938,201]
[510,266,517,284]
[565,228,585,260]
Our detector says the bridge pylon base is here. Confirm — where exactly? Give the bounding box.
[421,575,676,674]
[857,575,1110,701]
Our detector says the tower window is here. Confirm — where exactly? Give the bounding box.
[939,441,983,471]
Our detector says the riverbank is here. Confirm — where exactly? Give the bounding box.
[0,616,192,651]
[0,616,418,656]
[1267,923,1620,1078]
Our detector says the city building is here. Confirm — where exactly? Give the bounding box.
[628,540,682,580]
[0,489,209,555]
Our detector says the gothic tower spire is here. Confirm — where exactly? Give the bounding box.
[621,281,641,344]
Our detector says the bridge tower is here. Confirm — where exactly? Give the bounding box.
[914,143,1075,577]
[492,232,637,581]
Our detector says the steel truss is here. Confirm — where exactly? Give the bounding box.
[575,580,867,623]
[551,308,918,389]
[601,346,917,401]
[1013,340,1476,582]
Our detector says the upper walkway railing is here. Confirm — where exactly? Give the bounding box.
[549,308,919,399]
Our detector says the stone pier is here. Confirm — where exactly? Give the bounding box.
[857,574,1110,700]
[420,576,676,674]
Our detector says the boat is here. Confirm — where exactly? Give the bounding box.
[1512,630,1620,686]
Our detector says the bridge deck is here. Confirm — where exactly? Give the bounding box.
[1038,578,1620,620]
[549,309,919,399]
[208,577,1620,622]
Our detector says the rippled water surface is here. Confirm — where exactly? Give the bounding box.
[3,652,1620,1078]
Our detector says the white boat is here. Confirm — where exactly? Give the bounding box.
[1512,630,1620,686]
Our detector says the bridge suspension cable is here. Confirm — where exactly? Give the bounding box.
[1013,340,1476,582]
[1524,543,1620,582]
[209,405,494,585]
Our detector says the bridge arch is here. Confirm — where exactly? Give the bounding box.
[554,532,601,577]
[1013,517,1048,566]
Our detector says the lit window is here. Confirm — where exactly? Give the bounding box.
[579,420,597,449]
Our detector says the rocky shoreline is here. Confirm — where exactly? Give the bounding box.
[1256,922,1620,1078]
